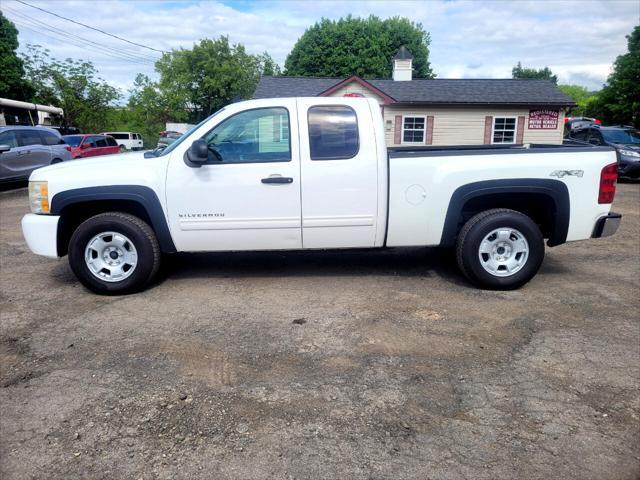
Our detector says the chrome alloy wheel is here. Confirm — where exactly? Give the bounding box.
[478,227,529,277]
[84,231,138,282]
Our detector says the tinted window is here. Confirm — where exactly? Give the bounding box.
[570,130,589,141]
[106,137,118,146]
[63,135,83,146]
[18,130,43,146]
[0,130,19,148]
[308,106,359,160]
[95,137,108,147]
[587,131,604,145]
[601,128,640,144]
[40,130,62,145]
[108,133,129,140]
[202,107,291,163]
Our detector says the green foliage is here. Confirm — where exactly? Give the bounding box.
[558,84,598,116]
[512,62,558,84]
[120,74,185,148]
[585,25,639,128]
[21,45,120,132]
[258,52,281,76]
[284,15,434,79]
[155,37,264,122]
[0,12,33,100]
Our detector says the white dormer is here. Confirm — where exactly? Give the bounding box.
[392,46,413,81]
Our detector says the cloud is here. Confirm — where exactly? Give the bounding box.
[3,0,637,95]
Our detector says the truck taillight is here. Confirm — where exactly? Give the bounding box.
[598,163,618,204]
[65,146,71,152]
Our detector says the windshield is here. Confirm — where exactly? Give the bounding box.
[63,135,83,146]
[155,109,225,157]
[601,128,640,144]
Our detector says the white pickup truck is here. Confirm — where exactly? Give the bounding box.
[21,97,621,294]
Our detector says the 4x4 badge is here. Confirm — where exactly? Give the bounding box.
[550,170,584,178]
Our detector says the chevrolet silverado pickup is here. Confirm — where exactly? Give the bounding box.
[21,97,621,294]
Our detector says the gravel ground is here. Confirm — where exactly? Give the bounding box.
[1,183,639,480]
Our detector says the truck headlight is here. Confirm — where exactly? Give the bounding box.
[28,181,50,214]
[619,149,640,159]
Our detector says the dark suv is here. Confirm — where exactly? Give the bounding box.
[568,126,640,178]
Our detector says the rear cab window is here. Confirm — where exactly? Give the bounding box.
[307,106,359,160]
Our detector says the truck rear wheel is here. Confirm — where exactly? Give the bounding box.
[68,212,160,295]
[456,208,544,290]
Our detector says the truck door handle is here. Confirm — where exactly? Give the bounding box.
[261,176,293,184]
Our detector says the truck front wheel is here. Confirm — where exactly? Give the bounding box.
[68,212,161,295]
[456,209,544,290]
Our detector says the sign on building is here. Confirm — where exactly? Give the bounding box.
[528,110,559,129]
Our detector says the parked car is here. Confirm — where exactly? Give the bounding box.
[63,134,121,159]
[564,116,601,131]
[0,126,72,183]
[22,97,620,294]
[157,131,182,149]
[101,132,143,151]
[567,125,640,178]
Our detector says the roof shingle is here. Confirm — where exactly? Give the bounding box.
[252,76,575,106]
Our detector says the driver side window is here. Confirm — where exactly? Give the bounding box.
[202,107,291,163]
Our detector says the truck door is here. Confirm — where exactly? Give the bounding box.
[165,100,302,252]
[297,99,379,248]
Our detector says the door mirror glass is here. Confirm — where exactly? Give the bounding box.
[81,143,90,149]
[0,144,11,153]
[186,139,210,167]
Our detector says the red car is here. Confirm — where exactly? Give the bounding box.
[63,134,120,159]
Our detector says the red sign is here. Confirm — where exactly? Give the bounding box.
[528,109,559,129]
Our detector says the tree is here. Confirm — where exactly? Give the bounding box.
[119,73,185,147]
[258,52,281,76]
[0,12,33,100]
[585,25,639,128]
[284,15,434,79]
[512,62,558,84]
[21,45,120,132]
[558,84,598,116]
[155,37,264,122]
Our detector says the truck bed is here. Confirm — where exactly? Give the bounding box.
[388,143,613,158]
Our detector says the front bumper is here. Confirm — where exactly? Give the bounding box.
[592,212,622,238]
[21,214,60,258]
[618,160,640,178]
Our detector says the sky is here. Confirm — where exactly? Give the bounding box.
[2,0,639,97]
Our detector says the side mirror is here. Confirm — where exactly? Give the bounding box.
[0,144,11,154]
[186,139,209,167]
[588,138,601,146]
[81,143,90,150]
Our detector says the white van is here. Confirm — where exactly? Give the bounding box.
[101,132,143,151]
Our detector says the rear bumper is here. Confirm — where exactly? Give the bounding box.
[21,213,60,258]
[592,212,622,238]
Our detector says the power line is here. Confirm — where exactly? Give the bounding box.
[14,0,169,54]
[4,6,159,64]
[10,20,157,66]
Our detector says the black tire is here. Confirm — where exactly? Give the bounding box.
[455,208,544,290]
[119,145,126,153]
[68,212,160,295]
[51,158,63,165]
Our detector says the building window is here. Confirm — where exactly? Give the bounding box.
[493,117,516,144]
[403,117,425,143]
